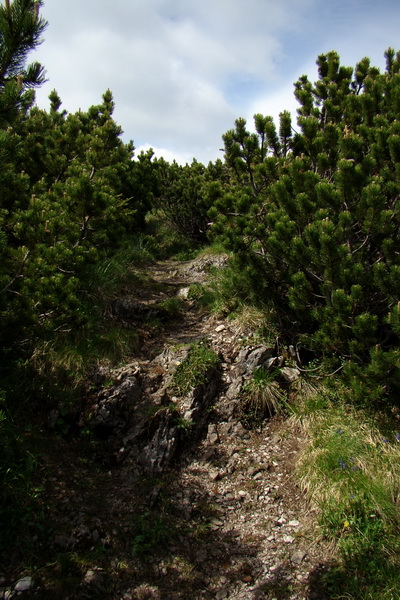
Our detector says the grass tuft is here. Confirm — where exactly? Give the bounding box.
[32,325,138,389]
[170,341,219,397]
[240,367,287,426]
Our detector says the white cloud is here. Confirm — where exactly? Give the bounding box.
[134,143,198,165]
[32,0,400,164]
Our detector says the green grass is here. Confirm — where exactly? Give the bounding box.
[30,242,149,388]
[292,383,400,599]
[156,296,185,318]
[187,283,219,310]
[169,341,219,397]
[80,240,155,302]
[131,509,179,558]
[32,324,138,389]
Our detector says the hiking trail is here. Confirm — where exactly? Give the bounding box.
[13,255,333,600]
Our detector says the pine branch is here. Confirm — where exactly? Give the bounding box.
[0,248,30,295]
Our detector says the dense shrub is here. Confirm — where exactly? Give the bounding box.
[151,157,229,245]
[211,49,400,404]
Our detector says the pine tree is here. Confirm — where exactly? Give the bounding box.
[0,89,141,348]
[0,0,46,124]
[152,158,226,244]
[0,4,146,356]
[214,49,400,403]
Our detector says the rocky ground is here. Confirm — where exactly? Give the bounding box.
[2,255,335,600]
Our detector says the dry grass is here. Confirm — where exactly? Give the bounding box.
[229,304,276,341]
[290,383,400,527]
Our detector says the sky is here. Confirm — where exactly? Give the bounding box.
[32,0,400,165]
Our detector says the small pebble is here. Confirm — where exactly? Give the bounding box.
[283,535,295,543]
[288,519,300,527]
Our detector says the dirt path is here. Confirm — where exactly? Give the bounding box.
[8,256,333,600]
[105,256,332,600]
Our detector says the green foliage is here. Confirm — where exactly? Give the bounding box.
[298,394,400,523]
[156,297,184,318]
[145,208,199,259]
[0,0,47,125]
[204,254,268,316]
[0,89,142,360]
[0,390,41,551]
[79,242,154,302]
[131,510,178,557]
[213,49,400,404]
[151,158,228,245]
[170,341,219,397]
[34,326,139,389]
[187,282,218,310]
[0,7,155,397]
[30,244,150,388]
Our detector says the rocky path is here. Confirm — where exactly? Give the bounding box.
[100,256,332,600]
[3,255,332,600]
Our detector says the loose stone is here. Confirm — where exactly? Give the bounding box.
[14,576,33,592]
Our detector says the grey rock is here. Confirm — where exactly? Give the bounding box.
[236,346,275,376]
[207,432,219,444]
[264,357,279,370]
[130,584,160,599]
[225,377,243,400]
[207,423,218,436]
[88,374,142,439]
[249,466,264,477]
[219,422,233,437]
[14,576,33,592]
[209,469,221,481]
[279,367,301,384]
[111,299,167,322]
[218,399,237,419]
[83,569,103,587]
[231,422,250,439]
[179,364,221,428]
[276,355,286,368]
[109,377,141,402]
[153,346,191,373]
[113,362,141,380]
[211,517,224,528]
[177,286,190,298]
[291,550,307,564]
[137,413,178,475]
